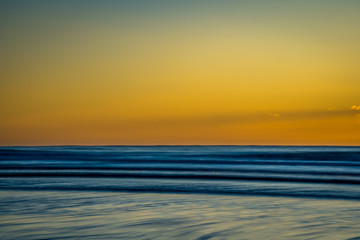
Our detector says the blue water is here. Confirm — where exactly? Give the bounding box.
[1,146,360,239]
[1,145,360,199]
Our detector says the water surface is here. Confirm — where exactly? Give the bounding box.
[1,146,360,239]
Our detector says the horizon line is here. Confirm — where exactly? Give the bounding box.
[1,144,360,147]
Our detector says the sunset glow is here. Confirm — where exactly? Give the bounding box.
[1,1,360,145]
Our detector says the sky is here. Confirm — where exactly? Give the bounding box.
[1,0,360,145]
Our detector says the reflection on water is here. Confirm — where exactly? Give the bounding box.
[1,146,360,239]
[1,190,360,240]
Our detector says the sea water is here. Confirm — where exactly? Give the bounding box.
[1,146,360,239]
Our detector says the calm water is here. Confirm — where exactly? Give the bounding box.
[1,146,360,239]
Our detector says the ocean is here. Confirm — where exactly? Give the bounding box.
[1,146,360,239]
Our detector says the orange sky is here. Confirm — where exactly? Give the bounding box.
[1,1,360,145]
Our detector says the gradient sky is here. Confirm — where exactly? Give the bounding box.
[1,0,360,145]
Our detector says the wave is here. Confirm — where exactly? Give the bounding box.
[1,171,360,184]
[1,165,360,176]
[1,147,360,161]
[1,146,360,200]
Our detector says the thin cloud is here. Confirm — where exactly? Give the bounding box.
[351,105,360,111]
[110,108,357,128]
